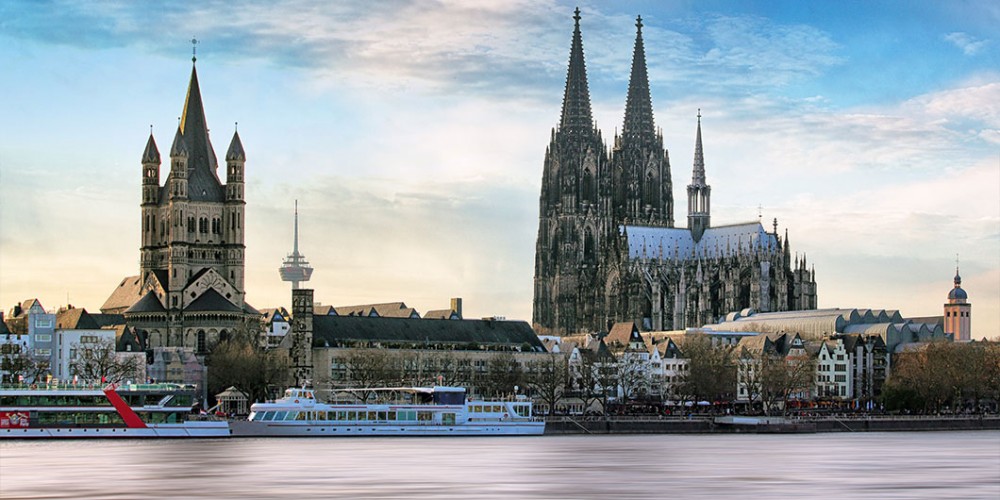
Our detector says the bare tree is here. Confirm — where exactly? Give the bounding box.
[676,336,737,406]
[478,352,525,397]
[70,338,143,384]
[207,332,289,405]
[527,353,569,415]
[1,345,50,384]
[616,354,648,402]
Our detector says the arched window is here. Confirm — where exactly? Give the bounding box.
[196,330,207,354]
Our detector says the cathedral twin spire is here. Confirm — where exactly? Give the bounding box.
[621,16,656,143]
[559,8,594,135]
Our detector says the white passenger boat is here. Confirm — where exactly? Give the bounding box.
[230,386,545,437]
[0,383,230,438]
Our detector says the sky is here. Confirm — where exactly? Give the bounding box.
[0,0,997,337]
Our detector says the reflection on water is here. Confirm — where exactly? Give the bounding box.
[2,431,999,499]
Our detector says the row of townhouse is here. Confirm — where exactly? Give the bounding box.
[542,321,892,414]
[735,332,889,408]
[2,300,146,384]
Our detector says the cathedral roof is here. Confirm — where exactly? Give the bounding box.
[142,133,161,164]
[558,8,594,134]
[623,222,778,261]
[173,64,225,203]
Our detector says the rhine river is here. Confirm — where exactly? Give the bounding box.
[2,431,998,499]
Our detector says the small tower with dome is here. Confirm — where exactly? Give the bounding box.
[943,265,971,341]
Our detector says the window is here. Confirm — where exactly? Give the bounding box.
[34,318,53,328]
[35,348,51,356]
[35,334,51,342]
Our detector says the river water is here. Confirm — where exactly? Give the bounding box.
[2,431,998,499]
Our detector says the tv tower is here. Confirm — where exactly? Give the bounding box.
[279,200,313,289]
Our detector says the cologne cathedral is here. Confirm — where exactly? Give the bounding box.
[532,11,817,336]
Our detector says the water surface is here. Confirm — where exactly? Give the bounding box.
[2,431,998,499]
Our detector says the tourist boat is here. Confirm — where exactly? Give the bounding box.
[0,383,230,438]
[229,386,545,437]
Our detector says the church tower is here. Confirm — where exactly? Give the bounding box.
[610,16,673,227]
[686,112,710,242]
[533,8,609,335]
[944,266,971,341]
[121,53,253,351]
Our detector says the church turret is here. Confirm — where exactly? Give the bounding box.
[611,16,672,227]
[141,132,161,250]
[944,264,971,341]
[687,112,711,242]
[168,127,188,201]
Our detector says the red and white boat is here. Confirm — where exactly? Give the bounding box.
[0,383,230,438]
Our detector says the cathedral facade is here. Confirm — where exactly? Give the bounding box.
[532,11,817,336]
[101,59,258,352]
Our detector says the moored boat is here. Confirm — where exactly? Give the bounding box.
[0,383,230,438]
[230,386,545,437]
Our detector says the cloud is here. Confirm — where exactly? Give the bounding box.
[699,15,843,88]
[943,32,989,55]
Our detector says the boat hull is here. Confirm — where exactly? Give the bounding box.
[229,420,544,437]
[1,421,231,439]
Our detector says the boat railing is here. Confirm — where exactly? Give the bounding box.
[0,382,195,392]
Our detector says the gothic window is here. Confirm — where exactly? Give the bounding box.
[584,229,595,263]
[196,330,207,354]
[582,169,593,204]
[188,217,195,232]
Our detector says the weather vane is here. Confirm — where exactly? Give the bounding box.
[191,37,199,63]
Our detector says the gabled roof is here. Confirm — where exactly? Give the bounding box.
[605,321,647,352]
[56,308,99,330]
[331,302,420,319]
[126,291,167,314]
[91,313,125,328]
[185,289,241,313]
[310,316,544,351]
[424,309,460,320]
[102,276,144,313]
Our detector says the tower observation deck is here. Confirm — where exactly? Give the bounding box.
[279,200,313,289]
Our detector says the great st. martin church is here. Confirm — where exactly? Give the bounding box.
[533,11,817,336]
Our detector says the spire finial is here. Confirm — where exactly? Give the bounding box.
[573,6,581,23]
[149,124,153,135]
[636,15,643,31]
[698,108,702,121]
[191,37,199,63]
[235,121,238,132]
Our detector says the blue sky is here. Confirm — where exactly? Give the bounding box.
[1,0,997,337]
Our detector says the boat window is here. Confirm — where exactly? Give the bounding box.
[367,411,377,421]
[387,411,397,421]
[316,411,327,421]
[273,411,287,421]
[377,411,387,421]
[348,411,357,421]
[418,411,433,422]
[284,412,298,421]
[248,412,257,420]
[296,412,309,421]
